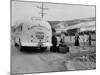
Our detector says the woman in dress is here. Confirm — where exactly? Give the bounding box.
[74,32,80,46]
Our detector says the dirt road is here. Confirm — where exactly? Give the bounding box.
[11,45,68,74]
[11,44,96,74]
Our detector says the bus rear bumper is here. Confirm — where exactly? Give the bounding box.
[21,42,52,47]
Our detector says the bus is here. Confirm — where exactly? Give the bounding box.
[14,18,52,51]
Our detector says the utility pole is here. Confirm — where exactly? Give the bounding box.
[37,2,48,18]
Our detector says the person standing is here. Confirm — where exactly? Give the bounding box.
[50,28,58,52]
[88,32,92,46]
[52,28,58,47]
[60,32,65,44]
[74,32,80,46]
[52,34,57,47]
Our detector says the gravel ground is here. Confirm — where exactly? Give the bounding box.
[11,46,67,74]
[11,33,96,74]
[11,44,96,74]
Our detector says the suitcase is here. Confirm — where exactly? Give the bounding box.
[58,44,70,53]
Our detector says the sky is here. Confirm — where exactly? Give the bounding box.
[12,1,95,25]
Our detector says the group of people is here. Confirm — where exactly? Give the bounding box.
[52,30,92,47]
[74,32,92,46]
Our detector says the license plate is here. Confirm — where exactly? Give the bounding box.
[38,42,43,46]
[36,35,44,39]
[35,32,44,40]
